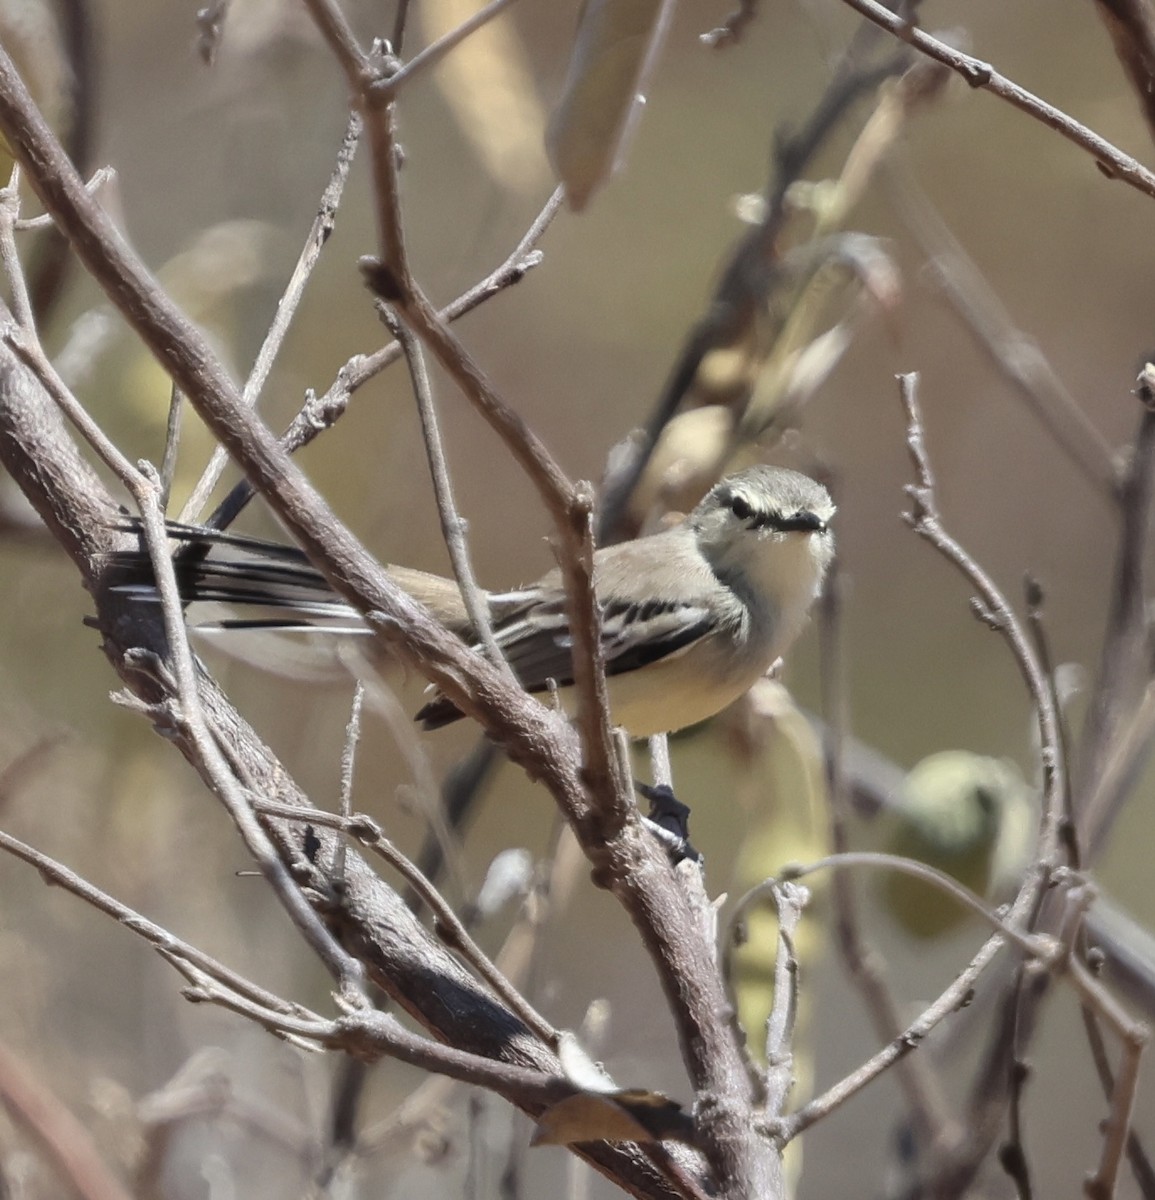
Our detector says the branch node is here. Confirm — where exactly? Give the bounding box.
[962,59,993,87]
[360,255,405,302]
[969,595,1005,629]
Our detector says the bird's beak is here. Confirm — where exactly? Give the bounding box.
[780,511,828,534]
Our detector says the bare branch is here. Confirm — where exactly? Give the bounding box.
[382,0,519,96]
[835,0,1155,200]
[898,373,1066,867]
[1093,0,1155,148]
[253,798,560,1048]
[382,306,507,669]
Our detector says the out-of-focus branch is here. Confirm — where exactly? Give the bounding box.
[1093,0,1155,147]
[887,162,1119,501]
[597,47,911,543]
[0,1038,135,1200]
[818,555,958,1151]
[1076,376,1155,851]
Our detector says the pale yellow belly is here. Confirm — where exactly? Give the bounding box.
[552,641,769,738]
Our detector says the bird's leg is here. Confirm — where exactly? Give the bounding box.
[635,781,701,863]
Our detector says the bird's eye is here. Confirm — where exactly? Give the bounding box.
[729,495,753,521]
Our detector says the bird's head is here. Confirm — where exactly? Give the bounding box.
[689,466,836,590]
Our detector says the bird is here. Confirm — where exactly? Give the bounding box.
[878,751,1034,939]
[111,465,835,738]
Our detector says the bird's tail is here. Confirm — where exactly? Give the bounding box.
[107,520,473,636]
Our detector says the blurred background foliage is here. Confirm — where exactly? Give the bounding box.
[1,1,1154,1196]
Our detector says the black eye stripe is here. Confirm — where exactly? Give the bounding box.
[726,498,826,533]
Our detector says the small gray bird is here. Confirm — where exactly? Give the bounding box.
[113,466,835,737]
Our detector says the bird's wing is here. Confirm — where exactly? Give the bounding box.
[493,530,722,690]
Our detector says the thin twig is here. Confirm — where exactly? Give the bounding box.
[836,0,1155,201]
[1023,575,1078,867]
[999,1052,1033,1200]
[381,306,506,668]
[381,0,519,96]
[0,827,309,1016]
[344,648,471,906]
[253,798,559,1048]
[1068,953,1151,1200]
[334,680,365,885]
[3,324,140,485]
[763,881,806,1118]
[1078,999,1155,1199]
[779,926,1009,1141]
[134,471,370,1005]
[159,383,183,511]
[780,853,1050,959]
[180,109,362,522]
[174,962,574,1112]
